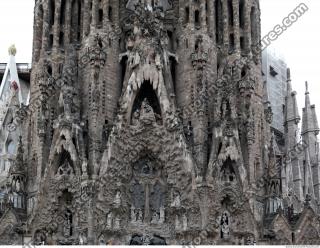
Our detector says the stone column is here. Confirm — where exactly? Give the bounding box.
[42,1,50,51]
[200,0,206,28]
[64,0,72,46]
[53,0,62,49]
[103,0,109,28]
[144,184,150,222]
[178,0,184,26]
[233,0,240,52]
[208,0,215,39]
[222,0,229,51]
[244,0,251,54]
[33,4,44,62]
[189,0,193,27]
[83,0,90,37]
[92,0,98,28]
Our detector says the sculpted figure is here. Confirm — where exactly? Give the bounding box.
[171,191,181,207]
[107,212,113,228]
[220,212,230,239]
[114,191,121,207]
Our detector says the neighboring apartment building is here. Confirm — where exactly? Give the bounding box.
[0,45,30,209]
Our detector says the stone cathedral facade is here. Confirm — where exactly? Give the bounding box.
[0,0,320,245]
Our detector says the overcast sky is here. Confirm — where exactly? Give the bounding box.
[0,0,319,123]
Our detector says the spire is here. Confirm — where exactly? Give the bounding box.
[302,81,319,135]
[301,81,320,201]
[305,81,310,106]
[284,68,300,125]
[284,68,300,149]
[9,136,25,176]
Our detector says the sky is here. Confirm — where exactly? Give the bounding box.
[0,0,319,123]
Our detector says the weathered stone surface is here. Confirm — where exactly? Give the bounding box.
[0,0,320,245]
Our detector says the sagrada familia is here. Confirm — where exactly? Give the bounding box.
[0,0,319,245]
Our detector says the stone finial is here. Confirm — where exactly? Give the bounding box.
[8,44,17,56]
[305,81,309,94]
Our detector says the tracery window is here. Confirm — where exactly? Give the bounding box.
[129,156,165,224]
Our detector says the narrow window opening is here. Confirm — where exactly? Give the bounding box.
[98,39,103,48]
[59,64,64,75]
[239,0,245,29]
[229,34,235,53]
[215,0,223,45]
[206,1,209,26]
[47,65,53,76]
[167,31,173,50]
[49,0,55,28]
[120,56,128,89]
[185,7,190,24]
[108,7,113,22]
[89,0,92,27]
[170,57,177,94]
[240,36,244,50]
[98,9,103,27]
[292,232,295,244]
[49,34,54,50]
[60,0,66,25]
[228,0,234,27]
[241,68,246,78]
[195,10,200,27]
[59,32,64,48]
[77,0,82,42]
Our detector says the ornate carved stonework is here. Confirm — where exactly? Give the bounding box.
[1,0,320,245]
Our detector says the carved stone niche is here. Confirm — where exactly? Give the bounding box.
[220,211,231,240]
[55,150,75,179]
[131,84,162,125]
[220,158,236,185]
[56,190,75,240]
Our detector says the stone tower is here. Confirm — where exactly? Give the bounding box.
[1,0,320,245]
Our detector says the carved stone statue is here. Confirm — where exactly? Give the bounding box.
[140,98,156,125]
[151,211,159,224]
[175,215,181,230]
[137,208,143,222]
[182,214,188,231]
[57,160,74,178]
[15,179,21,192]
[159,206,165,223]
[63,210,72,238]
[171,191,181,207]
[107,212,113,228]
[132,110,140,125]
[114,191,121,207]
[114,216,120,229]
[81,159,88,177]
[131,206,136,222]
[78,231,87,245]
[220,212,230,239]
